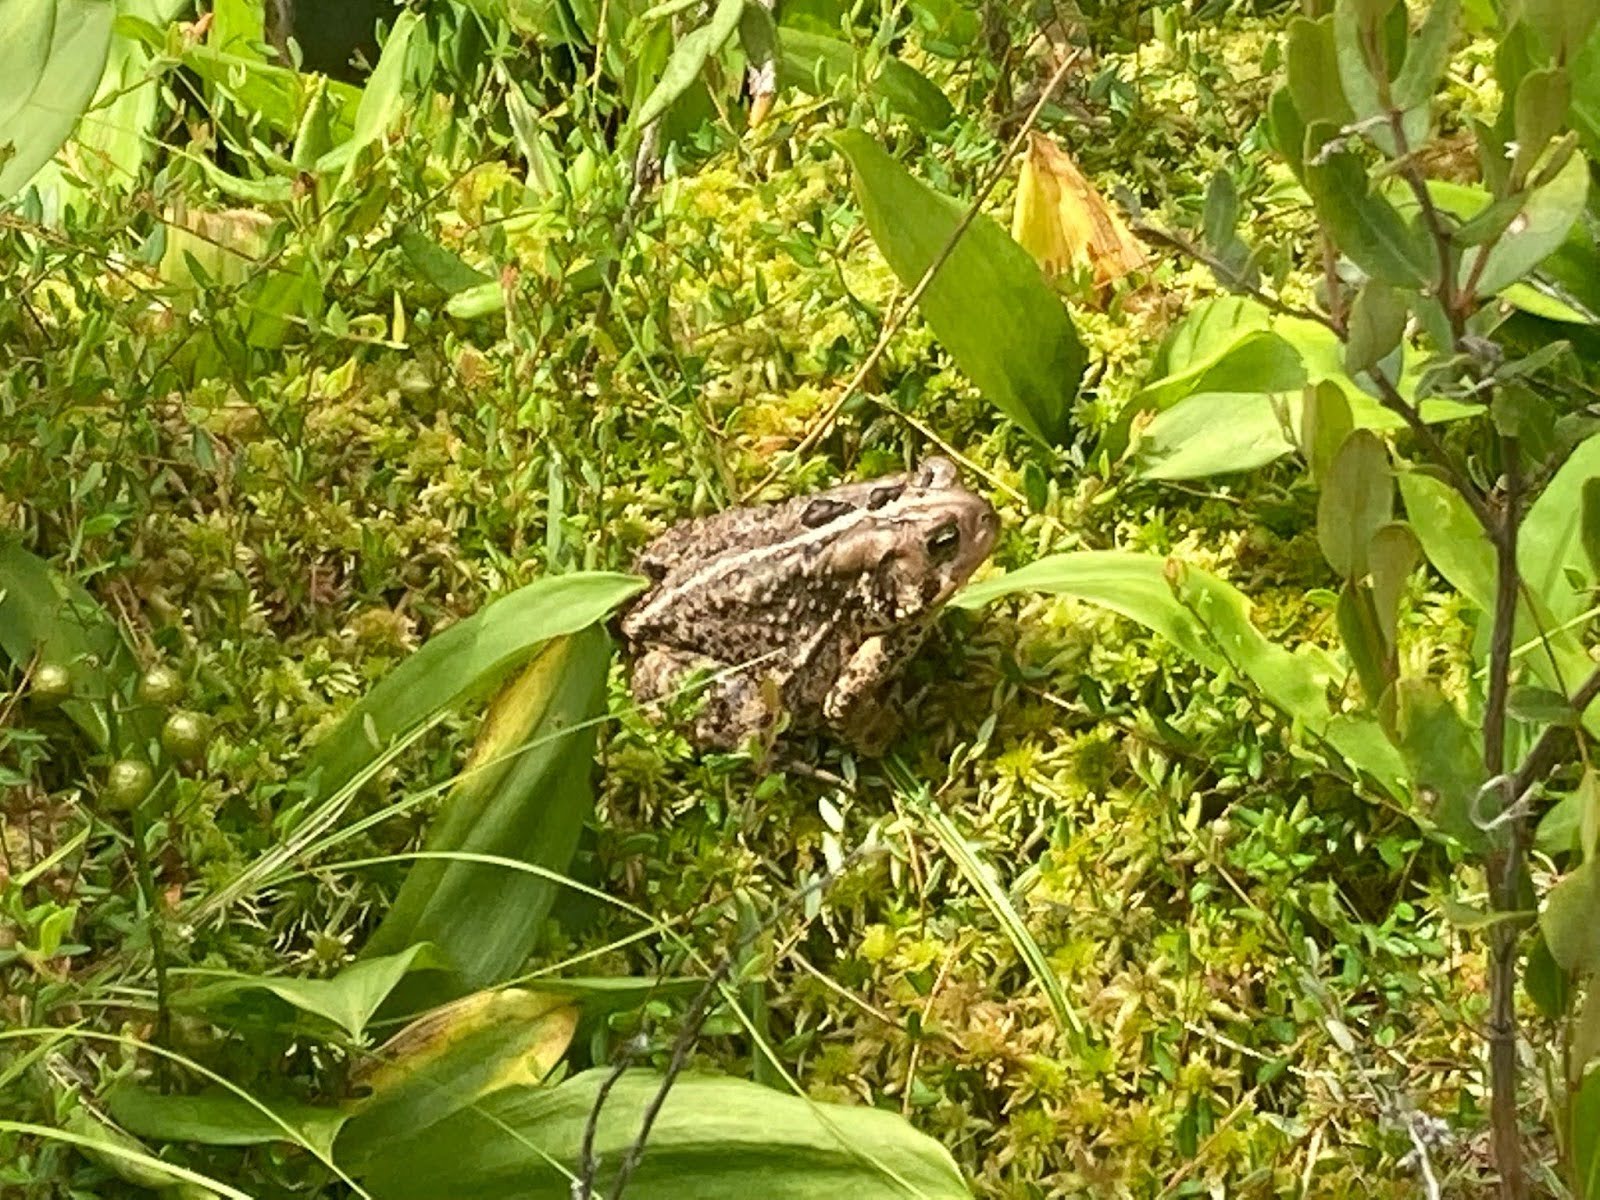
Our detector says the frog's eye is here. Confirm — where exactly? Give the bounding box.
[867,485,902,509]
[801,497,853,527]
[925,521,962,561]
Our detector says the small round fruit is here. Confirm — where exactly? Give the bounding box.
[161,711,210,763]
[136,665,185,707]
[29,662,73,706]
[104,759,155,812]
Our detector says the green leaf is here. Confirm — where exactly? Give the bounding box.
[1469,150,1590,296]
[1400,470,1600,740]
[954,551,1408,792]
[1583,477,1600,579]
[1336,581,1390,705]
[1575,1055,1600,1198]
[1509,684,1583,726]
[1525,931,1572,1018]
[1304,140,1434,287]
[195,573,643,920]
[0,539,152,754]
[1517,0,1600,60]
[105,1084,348,1159]
[1318,430,1393,578]
[1544,860,1600,973]
[176,944,442,1041]
[399,226,494,295]
[1344,281,1407,376]
[777,29,954,130]
[1131,393,1298,480]
[354,1069,970,1199]
[1301,381,1356,484]
[634,0,744,128]
[1332,0,1425,154]
[0,0,116,199]
[835,130,1084,446]
[1520,431,1600,627]
[1397,471,1496,610]
[1391,679,1484,844]
[362,628,613,1001]
[1513,66,1572,183]
[1368,521,1420,648]
[1285,16,1354,127]
[1269,85,1309,180]
[1391,0,1458,111]
[316,10,422,183]
[338,988,578,1165]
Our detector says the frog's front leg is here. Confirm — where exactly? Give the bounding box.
[631,646,782,750]
[822,636,901,754]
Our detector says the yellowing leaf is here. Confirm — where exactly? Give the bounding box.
[1011,132,1147,289]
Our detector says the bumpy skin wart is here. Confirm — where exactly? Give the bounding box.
[620,458,999,752]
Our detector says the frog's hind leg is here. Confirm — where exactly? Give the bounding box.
[631,646,780,750]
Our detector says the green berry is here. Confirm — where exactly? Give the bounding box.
[136,665,185,707]
[29,662,73,706]
[161,711,210,763]
[104,759,156,812]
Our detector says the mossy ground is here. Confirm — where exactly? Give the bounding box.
[0,6,1514,1196]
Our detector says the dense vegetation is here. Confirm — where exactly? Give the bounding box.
[4,0,1600,1196]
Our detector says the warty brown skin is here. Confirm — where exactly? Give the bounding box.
[620,457,999,753]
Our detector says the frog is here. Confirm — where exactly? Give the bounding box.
[619,457,999,753]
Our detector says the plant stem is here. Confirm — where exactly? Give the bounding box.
[1484,434,1526,1200]
[128,801,173,1088]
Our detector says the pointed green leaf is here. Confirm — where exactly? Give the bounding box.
[105,1083,349,1159]
[1304,140,1434,287]
[835,130,1083,445]
[954,551,1408,792]
[634,0,743,128]
[1344,280,1407,375]
[1318,430,1393,578]
[362,628,613,1002]
[176,944,443,1041]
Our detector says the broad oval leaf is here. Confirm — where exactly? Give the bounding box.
[777,29,953,130]
[835,130,1084,446]
[354,1069,970,1199]
[1470,150,1590,297]
[1544,860,1600,974]
[0,0,116,199]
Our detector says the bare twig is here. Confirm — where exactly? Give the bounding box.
[738,47,1085,503]
[579,848,880,1200]
[1483,435,1527,1200]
